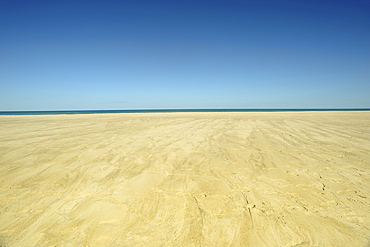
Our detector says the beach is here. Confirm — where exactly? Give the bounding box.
[0,111,369,246]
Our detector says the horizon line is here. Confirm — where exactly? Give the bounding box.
[1,108,370,115]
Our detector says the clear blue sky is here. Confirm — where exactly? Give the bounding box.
[1,0,369,110]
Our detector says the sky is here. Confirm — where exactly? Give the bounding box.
[0,0,369,110]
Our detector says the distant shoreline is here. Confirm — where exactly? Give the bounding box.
[1,108,370,115]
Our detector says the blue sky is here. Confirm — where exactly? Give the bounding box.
[1,0,369,110]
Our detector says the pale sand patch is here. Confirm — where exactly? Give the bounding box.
[0,112,369,246]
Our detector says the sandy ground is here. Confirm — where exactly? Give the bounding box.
[0,112,369,246]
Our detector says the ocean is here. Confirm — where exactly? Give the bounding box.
[0,109,369,115]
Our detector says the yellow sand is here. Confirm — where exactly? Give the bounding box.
[0,112,369,246]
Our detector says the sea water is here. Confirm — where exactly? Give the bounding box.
[0,108,369,115]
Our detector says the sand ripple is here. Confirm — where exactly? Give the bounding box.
[0,112,369,246]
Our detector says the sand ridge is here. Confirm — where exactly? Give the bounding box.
[0,112,369,246]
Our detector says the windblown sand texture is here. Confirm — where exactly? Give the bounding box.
[0,112,369,246]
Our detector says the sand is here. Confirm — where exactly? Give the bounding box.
[0,112,369,246]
